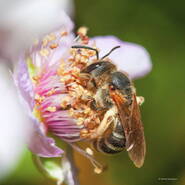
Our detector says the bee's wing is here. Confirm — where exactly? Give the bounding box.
[110,90,146,168]
[126,95,146,168]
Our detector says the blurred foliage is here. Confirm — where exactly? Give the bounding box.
[1,0,185,185]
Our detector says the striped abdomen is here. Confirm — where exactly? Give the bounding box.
[93,119,126,154]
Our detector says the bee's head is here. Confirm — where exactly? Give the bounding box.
[81,61,116,78]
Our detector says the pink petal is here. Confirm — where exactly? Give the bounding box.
[91,36,152,79]
[29,117,63,158]
[15,61,64,157]
[29,31,75,69]
[34,64,83,143]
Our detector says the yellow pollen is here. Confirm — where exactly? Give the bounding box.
[42,38,48,46]
[69,108,75,117]
[61,31,68,36]
[60,75,71,83]
[70,48,77,56]
[84,107,91,114]
[75,54,81,62]
[46,106,57,112]
[50,43,58,49]
[77,27,88,36]
[35,94,45,103]
[85,147,93,156]
[47,33,56,41]
[40,49,49,56]
[76,117,85,126]
[80,56,88,63]
[46,88,55,96]
[60,96,71,109]
[94,167,102,174]
[60,78,65,83]
[88,50,96,57]
[136,96,145,106]
[33,106,43,122]
[32,75,40,83]
[80,129,88,134]
[57,62,66,75]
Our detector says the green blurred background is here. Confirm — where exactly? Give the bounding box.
[1,0,185,185]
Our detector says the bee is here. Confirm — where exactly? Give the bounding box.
[71,45,146,168]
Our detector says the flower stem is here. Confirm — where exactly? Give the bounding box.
[64,145,80,185]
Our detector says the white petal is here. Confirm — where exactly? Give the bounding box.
[0,62,31,179]
[91,36,152,79]
[0,0,74,63]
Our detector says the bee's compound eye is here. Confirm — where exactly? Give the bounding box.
[111,72,130,90]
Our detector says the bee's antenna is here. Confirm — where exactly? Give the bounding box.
[71,45,99,60]
[100,46,121,60]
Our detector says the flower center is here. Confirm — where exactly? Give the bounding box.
[31,29,106,142]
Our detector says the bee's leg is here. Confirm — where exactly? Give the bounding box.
[90,99,107,111]
[101,89,113,108]
[79,73,97,92]
[91,88,113,111]
[89,106,117,139]
[78,73,91,87]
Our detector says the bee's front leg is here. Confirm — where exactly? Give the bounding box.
[92,88,113,111]
[90,99,107,111]
[89,106,117,139]
[79,73,97,92]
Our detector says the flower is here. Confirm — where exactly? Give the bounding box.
[0,0,74,180]
[15,12,152,184]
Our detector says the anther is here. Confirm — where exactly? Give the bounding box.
[85,147,94,156]
[94,167,103,174]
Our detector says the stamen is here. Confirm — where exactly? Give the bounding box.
[85,147,94,156]
[77,27,88,36]
[76,118,85,126]
[69,143,105,174]
[80,129,89,135]
[46,106,57,112]
[136,96,145,106]
[49,43,58,49]
[42,38,48,46]
[39,49,50,57]
[35,94,45,104]
[47,33,56,41]
[61,31,68,37]
[94,167,103,174]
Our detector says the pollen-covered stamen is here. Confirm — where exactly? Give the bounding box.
[32,63,84,142]
[55,35,111,141]
[76,27,89,44]
[69,143,105,174]
[32,29,102,144]
[136,96,145,106]
[32,29,113,170]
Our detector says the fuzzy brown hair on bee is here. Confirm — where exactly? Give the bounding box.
[71,45,146,169]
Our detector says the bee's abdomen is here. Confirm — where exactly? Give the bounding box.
[93,121,126,154]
